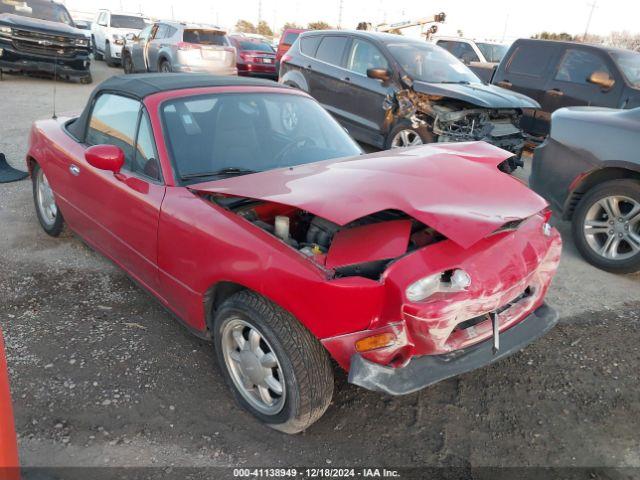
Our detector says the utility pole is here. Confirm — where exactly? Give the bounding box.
[501,13,509,42]
[337,0,343,29]
[258,0,263,25]
[583,0,598,41]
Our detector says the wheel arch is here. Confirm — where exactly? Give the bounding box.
[203,281,249,333]
[280,70,309,92]
[564,163,640,220]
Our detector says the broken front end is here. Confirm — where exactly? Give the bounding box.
[390,88,527,172]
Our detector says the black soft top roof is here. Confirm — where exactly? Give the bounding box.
[67,73,284,140]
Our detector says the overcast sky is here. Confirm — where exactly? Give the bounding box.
[62,0,637,42]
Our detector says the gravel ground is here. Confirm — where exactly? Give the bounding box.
[0,62,639,472]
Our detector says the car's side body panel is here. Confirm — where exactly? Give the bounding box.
[0,328,19,473]
[531,107,640,218]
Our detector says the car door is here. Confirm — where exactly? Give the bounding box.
[339,37,395,146]
[542,47,623,114]
[74,93,165,292]
[495,42,562,135]
[94,11,107,51]
[131,24,153,71]
[146,23,166,71]
[305,35,351,122]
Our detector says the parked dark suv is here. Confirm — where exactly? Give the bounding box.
[279,30,538,167]
[492,39,640,136]
[0,0,92,83]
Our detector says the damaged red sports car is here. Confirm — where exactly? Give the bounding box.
[27,74,562,433]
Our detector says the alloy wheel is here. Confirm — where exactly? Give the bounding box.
[583,195,640,260]
[221,318,286,415]
[36,169,57,227]
[391,129,423,148]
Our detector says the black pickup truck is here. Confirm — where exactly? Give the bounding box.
[0,0,92,83]
[492,39,640,136]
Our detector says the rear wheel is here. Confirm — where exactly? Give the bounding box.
[92,37,103,61]
[572,179,640,273]
[159,59,172,73]
[385,120,433,149]
[213,290,334,434]
[32,163,64,237]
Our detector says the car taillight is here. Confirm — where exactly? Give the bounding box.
[177,42,201,51]
[240,51,256,62]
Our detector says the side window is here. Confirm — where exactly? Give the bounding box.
[165,26,177,38]
[436,40,459,55]
[457,43,479,64]
[315,36,348,67]
[134,112,161,181]
[138,25,152,41]
[554,49,612,84]
[300,35,321,57]
[86,94,140,170]
[506,44,555,77]
[97,12,106,26]
[156,24,169,39]
[346,39,388,75]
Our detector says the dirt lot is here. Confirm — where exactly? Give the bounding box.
[0,62,639,472]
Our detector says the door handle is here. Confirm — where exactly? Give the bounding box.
[343,76,351,82]
[69,164,80,176]
[306,64,312,70]
[497,80,512,88]
[546,88,564,97]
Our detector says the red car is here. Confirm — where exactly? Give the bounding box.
[0,328,19,475]
[275,28,305,72]
[229,36,277,79]
[27,74,562,433]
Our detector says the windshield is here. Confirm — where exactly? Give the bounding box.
[110,14,146,30]
[183,29,226,45]
[0,0,73,26]
[162,93,362,182]
[610,50,640,88]
[387,42,481,84]
[476,42,508,63]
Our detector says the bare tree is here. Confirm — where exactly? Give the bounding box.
[307,21,332,30]
[235,19,257,34]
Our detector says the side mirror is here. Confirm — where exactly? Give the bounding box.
[588,70,615,90]
[85,145,124,173]
[367,68,391,81]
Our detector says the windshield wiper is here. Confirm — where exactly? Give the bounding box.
[180,167,257,181]
[439,80,471,84]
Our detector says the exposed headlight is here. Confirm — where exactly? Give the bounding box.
[74,38,89,47]
[112,33,125,45]
[0,26,11,35]
[406,269,471,302]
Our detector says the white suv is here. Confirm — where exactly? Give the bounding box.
[91,10,147,66]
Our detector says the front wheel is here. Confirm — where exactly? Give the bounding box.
[122,53,134,74]
[213,291,334,434]
[32,163,64,237]
[104,42,117,67]
[159,60,172,73]
[92,37,103,61]
[384,120,433,150]
[572,179,640,274]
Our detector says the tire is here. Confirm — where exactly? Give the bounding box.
[79,73,93,84]
[572,179,640,274]
[122,53,133,74]
[159,59,172,73]
[384,120,434,150]
[92,36,103,61]
[32,163,64,237]
[213,290,334,434]
[104,42,117,67]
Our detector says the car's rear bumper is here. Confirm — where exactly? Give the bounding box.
[173,64,237,76]
[348,303,559,395]
[0,42,90,78]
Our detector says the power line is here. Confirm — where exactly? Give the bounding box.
[583,0,598,40]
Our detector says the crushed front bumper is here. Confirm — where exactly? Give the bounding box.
[348,303,558,395]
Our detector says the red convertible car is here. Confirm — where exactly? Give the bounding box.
[27,74,562,433]
[0,327,19,475]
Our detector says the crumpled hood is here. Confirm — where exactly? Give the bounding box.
[190,142,548,249]
[412,80,541,109]
[0,13,85,38]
